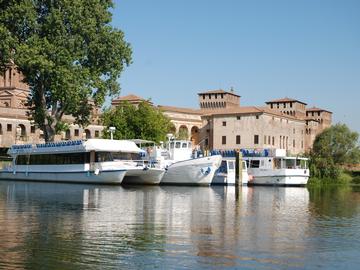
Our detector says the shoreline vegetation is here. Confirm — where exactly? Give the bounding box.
[307,123,360,187]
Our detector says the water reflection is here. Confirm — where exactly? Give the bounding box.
[0,181,360,269]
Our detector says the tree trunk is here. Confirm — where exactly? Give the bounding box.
[44,124,56,142]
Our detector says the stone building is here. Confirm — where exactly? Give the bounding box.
[0,67,104,149]
[110,89,333,155]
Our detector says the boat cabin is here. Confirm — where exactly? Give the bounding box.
[245,157,308,170]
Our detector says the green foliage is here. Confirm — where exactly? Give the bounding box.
[307,172,353,186]
[0,0,131,141]
[176,128,189,140]
[102,102,173,143]
[310,123,360,179]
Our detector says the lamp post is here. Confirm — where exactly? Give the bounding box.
[109,126,116,140]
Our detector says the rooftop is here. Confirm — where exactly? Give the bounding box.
[306,106,333,113]
[158,105,202,115]
[265,97,307,105]
[197,89,241,97]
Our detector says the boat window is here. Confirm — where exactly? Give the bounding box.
[274,159,282,169]
[228,161,235,170]
[170,142,175,149]
[285,159,296,169]
[245,160,250,168]
[218,160,227,173]
[242,161,247,169]
[95,152,114,162]
[175,142,181,148]
[297,159,307,169]
[250,160,260,168]
[18,152,90,165]
[182,142,187,148]
[16,155,29,165]
[261,160,265,166]
[188,142,192,148]
[112,152,141,160]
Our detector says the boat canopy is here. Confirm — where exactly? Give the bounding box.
[7,139,145,156]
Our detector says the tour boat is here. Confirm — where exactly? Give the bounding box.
[146,140,222,186]
[243,149,310,186]
[0,139,147,184]
[212,158,249,185]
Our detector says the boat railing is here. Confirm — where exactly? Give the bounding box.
[116,159,159,168]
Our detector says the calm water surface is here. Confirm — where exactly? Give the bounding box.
[0,181,360,269]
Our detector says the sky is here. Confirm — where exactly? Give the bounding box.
[111,0,360,132]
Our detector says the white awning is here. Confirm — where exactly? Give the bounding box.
[84,139,145,153]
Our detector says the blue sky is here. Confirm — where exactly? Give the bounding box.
[111,0,360,132]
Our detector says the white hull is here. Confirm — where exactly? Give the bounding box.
[248,169,310,186]
[161,155,222,186]
[212,170,248,185]
[122,167,165,185]
[0,161,128,184]
[0,170,126,184]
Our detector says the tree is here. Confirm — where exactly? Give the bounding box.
[0,0,131,142]
[310,123,360,178]
[102,102,173,143]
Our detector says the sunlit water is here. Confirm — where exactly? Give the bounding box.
[1,181,360,269]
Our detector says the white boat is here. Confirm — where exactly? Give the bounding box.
[212,158,249,185]
[117,159,165,185]
[147,140,222,186]
[243,149,310,186]
[0,139,146,184]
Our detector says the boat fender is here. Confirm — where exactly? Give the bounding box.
[201,167,211,175]
[94,168,100,175]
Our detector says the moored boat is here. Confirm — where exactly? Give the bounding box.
[147,139,222,186]
[212,158,249,185]
[0,139,146,184]
[243,149,310,186]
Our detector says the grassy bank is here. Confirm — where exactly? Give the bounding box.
[307,171,360,186]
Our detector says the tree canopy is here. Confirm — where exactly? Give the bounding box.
[0,0,131,141]
[310,123,360,178]
[102,102,173,143]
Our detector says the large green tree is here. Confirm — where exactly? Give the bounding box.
[310,123,360,178]
[0,0,131,141]
[102,102,173,143]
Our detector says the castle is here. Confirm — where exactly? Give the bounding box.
[0,67,332,155]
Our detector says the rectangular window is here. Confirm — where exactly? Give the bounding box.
[293,128,295,134]
[256,115,259,119]
[237,116,241,120]
[264,135,266,144]
[95,130,100,138]
[31,126,35,133]
[74,129,79,137]
[236,135,241,144]
[293,139,296,148]
[222,121,226,126]
[268,136,271,145]
[222,136,226,145]
[272,136,275,146]
[7,124,12,132]
[271,104,273,109]
[254,135,259,145]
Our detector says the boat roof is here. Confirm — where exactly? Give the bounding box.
[243,156,309,160]
[7,139,145,156]
[131,139,156,144]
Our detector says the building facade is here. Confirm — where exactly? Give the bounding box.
[114,89,332,155]
[0,67,103,149]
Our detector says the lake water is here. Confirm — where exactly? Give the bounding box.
[0,181,360,269]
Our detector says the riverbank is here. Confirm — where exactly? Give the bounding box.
[307,171,360,186]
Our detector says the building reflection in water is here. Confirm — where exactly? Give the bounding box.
[1,181,360,269]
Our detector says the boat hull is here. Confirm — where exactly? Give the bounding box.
[122,168,165,185]
[247,169,310,186]
[0,170,126,184]
[212,170,248,185]
[161,155,222,186]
